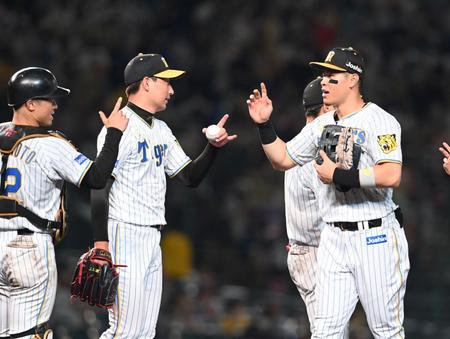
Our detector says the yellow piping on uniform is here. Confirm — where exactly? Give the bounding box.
[391,227,405,338]
[77,161,94,187]
[169,159,192,178]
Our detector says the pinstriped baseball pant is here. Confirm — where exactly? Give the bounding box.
[313,214,409,339]
[100,220,163,339]
[287,244,349,338]
[0,231,56,339]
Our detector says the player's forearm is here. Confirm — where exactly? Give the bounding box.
[91,178,113,242]
[80,128,122,189]
[332,162,402,189]
[262,138,295,171]
[373,162,402,188]
[257,121,295,171]
[176,143,218,187]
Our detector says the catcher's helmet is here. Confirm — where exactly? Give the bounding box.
[7,67,70,107]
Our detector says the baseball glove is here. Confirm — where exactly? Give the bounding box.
[70,248,120,309]
[316,124,361,191]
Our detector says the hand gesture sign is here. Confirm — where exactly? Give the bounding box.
[202,114,237,148]
[246,82,273,124]
[99,97,129,132]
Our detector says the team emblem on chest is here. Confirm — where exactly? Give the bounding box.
[377,134,397,154]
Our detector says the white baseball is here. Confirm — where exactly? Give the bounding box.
[205,124,221,141]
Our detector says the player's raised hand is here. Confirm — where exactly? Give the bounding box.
[314,150,337,184]
[99,97,129,132]
[439,141,450,176]
[202,114,237,148]
[246,82,273,124]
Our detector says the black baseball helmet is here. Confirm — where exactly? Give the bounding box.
[302,77,323,111]
[7,67,70,107]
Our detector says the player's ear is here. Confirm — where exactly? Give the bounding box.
[141,77,151,92]
[349,74,360,89]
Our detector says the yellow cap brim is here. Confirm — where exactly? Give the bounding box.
[154,69,186,79]
[309,62,347,72]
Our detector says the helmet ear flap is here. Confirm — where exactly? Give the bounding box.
[7,67,70,107]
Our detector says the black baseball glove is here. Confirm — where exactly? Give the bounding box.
[70,248,120,309]
[316,124,361,192]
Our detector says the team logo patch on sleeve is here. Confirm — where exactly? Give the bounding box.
[366,234,387,245]
[74,153,88,165]
[377,134,397,154]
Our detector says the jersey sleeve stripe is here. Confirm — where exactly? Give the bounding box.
[168,159,192,178]
[375,159,402,165]
[76,160,94,187]
[286,148,303,166]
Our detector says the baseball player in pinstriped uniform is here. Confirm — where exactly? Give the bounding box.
[92,53,236,339]
[286,77,350,338]
[439,141,450,175]
[247,47,409,338]
[0,67,127,338]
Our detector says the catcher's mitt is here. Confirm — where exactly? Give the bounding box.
[316,124,362,192]
[70,248,120,309]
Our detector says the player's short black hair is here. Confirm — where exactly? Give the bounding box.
[125,80,141,97]
[305,105,322,119]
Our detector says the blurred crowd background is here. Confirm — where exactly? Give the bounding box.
[1,0,449,338]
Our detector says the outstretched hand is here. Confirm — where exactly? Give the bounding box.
[439,142,450,176]
[246,82,273,124]
[202,114,237,148]
[99,97,129,132]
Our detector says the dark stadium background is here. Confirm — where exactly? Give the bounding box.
[1,0,449,338]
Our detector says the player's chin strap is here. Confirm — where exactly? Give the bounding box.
[0,123,69,243]
[9,322,52,339]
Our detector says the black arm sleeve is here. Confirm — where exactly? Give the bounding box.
[80,128,122,189]
[175,143,219,187]
[91,178,113,242]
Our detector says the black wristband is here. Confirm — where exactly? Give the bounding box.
[333,168,361,188]
[257,120,277,145]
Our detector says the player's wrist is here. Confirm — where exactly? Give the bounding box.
[332,168,360,188]
[333,167,376,189]
[106,127,123,137]
[94,241,110,251]
[358,167,376,187]
[257,120,277,145]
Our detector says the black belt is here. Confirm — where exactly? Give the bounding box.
[332,208,403,231]
[151,224,164,231]
[17,228,34,235]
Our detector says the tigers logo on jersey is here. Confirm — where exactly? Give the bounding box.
[377,134,397,154]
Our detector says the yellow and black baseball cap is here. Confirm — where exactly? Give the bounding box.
[124,53,185,86]
[309,47,364,75]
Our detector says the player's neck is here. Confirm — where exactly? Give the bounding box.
[12,111,40,127]
[335,95,365,119]
[128,96,157,115]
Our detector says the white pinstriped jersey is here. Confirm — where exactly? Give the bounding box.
[284,162,322,246]
[286,103,402,222]
[0,126,93,232]
[97,105,191,226]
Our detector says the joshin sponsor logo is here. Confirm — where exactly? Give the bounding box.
[345,61,362,73]
[366,234,387,245]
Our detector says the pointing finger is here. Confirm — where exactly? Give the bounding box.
[112,97,123,114]
[99,111,108,125]
[217,114,229,127]
[261,82,267,97]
